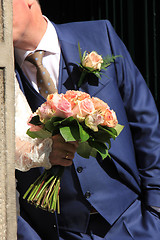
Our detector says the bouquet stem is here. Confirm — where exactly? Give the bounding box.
[23,166,64,213]
[78,71,87,88]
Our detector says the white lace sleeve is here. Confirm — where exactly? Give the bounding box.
[15,78,52,171]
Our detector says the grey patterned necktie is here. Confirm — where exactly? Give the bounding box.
[26,50,57,98]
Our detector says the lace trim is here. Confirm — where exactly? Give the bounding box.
[15,77,52,172]
[15,137,52,171]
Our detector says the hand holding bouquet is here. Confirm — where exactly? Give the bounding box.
[23,90,123,213]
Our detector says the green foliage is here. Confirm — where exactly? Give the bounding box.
[27,114,123,160]
[27,128,52,139]
[29,115,42,125]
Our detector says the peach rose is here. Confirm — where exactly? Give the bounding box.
[64,90,91,108]
[101,109,118,128]
[92,97,118,128]
[92,97,109,111]
[82,51,103,70]
[63,91,79,108]
[47,93,72,118]
[73,98,95,120]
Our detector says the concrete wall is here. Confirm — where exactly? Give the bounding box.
[0,0,17,239]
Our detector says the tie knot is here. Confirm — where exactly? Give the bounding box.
[26,50,45,67]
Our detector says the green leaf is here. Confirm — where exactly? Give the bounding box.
[60,126,80,142]
[90,148,98,158]
[114,124,124,136]
[106,139,111,149]
[98,125,117,140]
[44,117,63,132]
[94,71,101,78]
[58,116,76,126]
[77,142,93,158]
[101,63,111,70]
[45,116,77,136]
[78,42,82,62]
[102,55,122,67]
[77,122,90,142]
[59,120,90,142]
[84,66,96,73]
[92,129,110,142]
[26,129,52,139]
[29,115,42,126]
[88,140,109,160]
[82,50,87,61]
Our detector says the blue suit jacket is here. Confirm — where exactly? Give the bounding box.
[15,20,160,239]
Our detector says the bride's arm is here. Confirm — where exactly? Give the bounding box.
[15,78,52,171]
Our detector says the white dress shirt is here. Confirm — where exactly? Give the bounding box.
[15,17,60,93]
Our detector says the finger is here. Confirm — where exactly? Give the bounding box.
[68,140,79,148]
[50,155,73,167]
[49,147,75,166]
[63,142,78,154]
[52,137,78,155]
[52,134,65,143]
[63,151,75,161]
[52,134,79,149]
[49,134,78,167]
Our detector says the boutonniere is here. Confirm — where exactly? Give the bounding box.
[77,43,121,88]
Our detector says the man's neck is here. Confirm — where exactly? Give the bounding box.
[14,17,48,51]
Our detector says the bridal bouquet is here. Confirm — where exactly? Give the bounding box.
[23,90,123,213]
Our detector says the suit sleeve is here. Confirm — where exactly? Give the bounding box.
[105,20,160,207]
[17,216,41,240]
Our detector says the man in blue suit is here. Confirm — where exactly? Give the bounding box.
[13,0,160,239]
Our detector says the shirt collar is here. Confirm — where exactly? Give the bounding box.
[15,16,60,67]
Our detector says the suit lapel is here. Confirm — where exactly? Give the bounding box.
[54,23,111,96]
[58,39,87,94]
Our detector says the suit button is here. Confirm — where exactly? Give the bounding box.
[85,191,91,199]
[77,167,83,173]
